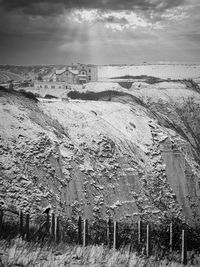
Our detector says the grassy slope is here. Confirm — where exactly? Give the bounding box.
[0,238,199,267]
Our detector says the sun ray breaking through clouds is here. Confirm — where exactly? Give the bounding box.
[0,0,200,64]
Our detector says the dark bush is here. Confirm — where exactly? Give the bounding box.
[111,75,164,84]
[183,79,200,93]
[0,86,38,102]
[44,94,58,99]
[18,89,26,93]
[118,81,133,89]
[67,90,147,107]
[20,90,39,102]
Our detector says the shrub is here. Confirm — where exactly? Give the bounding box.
[111,75,164,84]
[44,94,58,99]
[118,81,133,89]
[0,86,38,102]
[20,91,39,102]
[67,90,147,107]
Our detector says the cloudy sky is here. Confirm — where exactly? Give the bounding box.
[0,0,200,65]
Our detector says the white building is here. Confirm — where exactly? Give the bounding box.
[49,64,98,84]
[34,81,68,90]
[34,63,98,91]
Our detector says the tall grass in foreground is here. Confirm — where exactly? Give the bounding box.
[0,238,200,267]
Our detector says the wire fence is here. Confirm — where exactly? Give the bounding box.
[0,209,200,265]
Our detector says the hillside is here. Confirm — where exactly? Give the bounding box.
[0,65,65,81]
[0,71,23,83]
[1,85,200,228]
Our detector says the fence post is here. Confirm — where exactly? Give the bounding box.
[181,229,187,265]
[25,213,30,241]
[56,216,60,243]
[0,210,3,235]
[146,224,150,257]
[83,219,88,247]
[46,213,50,234]
[78,216,82,245]
[19,210,24,238]
[138,220,141,244]
[51,213,55,240]
[169,223,173,253]
[107,218,112,248]
[113,221,118,249]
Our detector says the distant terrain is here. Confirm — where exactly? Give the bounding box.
[1,64,200,83]
[0,71,23,83]
[98,64,200,84]
[0,65,64,82]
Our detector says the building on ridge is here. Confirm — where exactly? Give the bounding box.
[49,63,97,84]
[34,63,98,91]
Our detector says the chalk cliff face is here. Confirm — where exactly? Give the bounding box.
[1,86,200,226]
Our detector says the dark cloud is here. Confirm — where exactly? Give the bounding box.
[0,0,186,16]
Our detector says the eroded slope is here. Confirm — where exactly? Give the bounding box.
[1,87,200,226]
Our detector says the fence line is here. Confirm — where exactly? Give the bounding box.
[113,221,118,250]
[25,213,30,241]
[51,213,55,240]
[19,211,23,237]
[138,220,141,244]
[83,219,88,247]
[181,229,187,265]
[107,218,111,248]
[0,209,192,263]
[78,216,82,245]
[56,216,60,243]
[170,222,173,253]
[146,224,150,257]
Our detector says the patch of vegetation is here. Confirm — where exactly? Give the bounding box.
[175,97,200,152]
[183,79,200,94]
[147,96,200,165]
[111,75,165,84]
[18,89,39,102]
[118,81,133,89]
[0,86,39,102]
[1,207,200,266]
[67,90,147,107]
[0,239,191,267]
[1,217,200,266]
[44,94,58,99]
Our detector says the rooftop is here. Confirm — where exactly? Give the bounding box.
[56,69,66,75]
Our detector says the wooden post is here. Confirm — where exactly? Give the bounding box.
[46,213,50,234]
[107,218,112,248]
[138,220,141,244]
[51,213,55,239]
[181,229,187,265]
[0,210,3,235]
[25,213,30,241]
[146,224,150,257]
[19,210,24,237]
[169,223,173,253]
[78,216,82,245]
[83,219,88,247]
[113,221,118,250]
[56,216,60,243]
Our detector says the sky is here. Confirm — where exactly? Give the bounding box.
[0,0,200,65]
